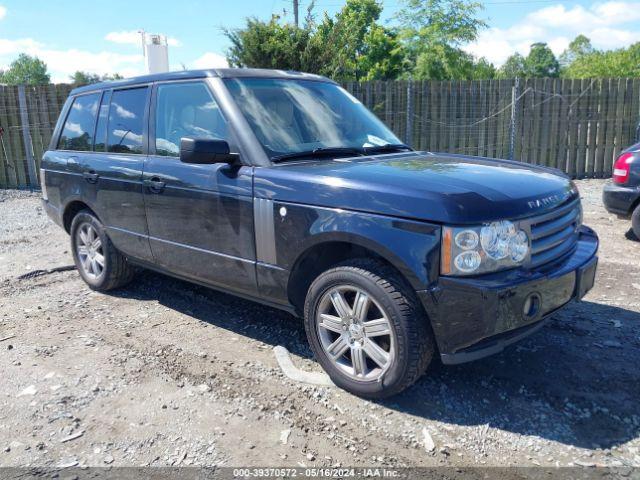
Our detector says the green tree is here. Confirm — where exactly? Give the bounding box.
[225,16,321,72]
[70,71,101,85]
[357,24,404,80]
[497,44,559,78]
[0,53,50,85]
[413,43,495,79]
[313,0,403,80]
[559,35,593,70]
[395,0,488,80]
[497,52,526,78]
[563,42,640,78]
[524,42,559,77]
[226,0,402,81]
[471,57,497,79]
[70,71,123,85]
[224,0,496,81]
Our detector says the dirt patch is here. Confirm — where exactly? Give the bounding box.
[0,180,638,468]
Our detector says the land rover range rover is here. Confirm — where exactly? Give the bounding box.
[41,69,598,398]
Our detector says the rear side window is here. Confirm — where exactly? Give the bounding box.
[57,93,100,151]
[107,87,148,154]
[94,90,112,152]
[155,82,227,157]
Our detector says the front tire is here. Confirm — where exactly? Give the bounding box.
[70,210,135,291]
[303,259,434,399]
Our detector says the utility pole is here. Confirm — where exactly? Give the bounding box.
[293,0,299,27]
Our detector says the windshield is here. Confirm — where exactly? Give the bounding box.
[224,78,402,159]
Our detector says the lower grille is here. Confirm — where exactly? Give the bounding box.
[523,199,581,269]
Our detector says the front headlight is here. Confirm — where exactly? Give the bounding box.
[441,220,530,276]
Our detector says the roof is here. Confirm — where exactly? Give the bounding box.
[70,68,334,95]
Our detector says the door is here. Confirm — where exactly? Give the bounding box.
[87,87,153,261]
[53,88,152,262]
[143,81,256,296]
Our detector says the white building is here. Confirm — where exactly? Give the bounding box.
[143,33,169,74]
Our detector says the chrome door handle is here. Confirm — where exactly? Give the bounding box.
[145,177,166,193]
[83,170,99,183]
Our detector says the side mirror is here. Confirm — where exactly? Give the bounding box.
[179,137,240,165]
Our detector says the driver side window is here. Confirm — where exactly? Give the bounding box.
[155,82,227,157]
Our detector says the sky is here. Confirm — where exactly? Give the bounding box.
[1,0,640,82]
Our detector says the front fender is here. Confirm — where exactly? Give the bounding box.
[273,201,441,290]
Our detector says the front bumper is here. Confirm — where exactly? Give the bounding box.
[418,226,598,364]
[602,181,640,217]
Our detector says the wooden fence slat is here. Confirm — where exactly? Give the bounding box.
[6,86,27,187]
[576,79,589,178]
[603,79,618,175]
[441,80,449,153]
[477,80,487,157]
[594,80,606,177]
[567,79,580,177]
[632,79,640,145]
[538,78,551,167]
[510,79,520,161]
[0,86,12,187]
[524,79,536,164]
[616,78,631,158]
[418,80,428,150]
[586,80,598,177]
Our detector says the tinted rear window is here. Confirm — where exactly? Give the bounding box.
[107,87,148,154]
[58,93,100,151]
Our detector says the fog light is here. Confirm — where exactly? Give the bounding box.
[523,293,541,319]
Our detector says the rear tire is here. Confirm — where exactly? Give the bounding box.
[70,210,135,291]
[303,259,434,399]
[632,204,640,239]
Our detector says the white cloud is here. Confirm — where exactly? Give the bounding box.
[464,1,640,66]
[588,27,640,48]
[192,52,228,69]
[0,38,40,56]
[0,37,144,82]
[0,6,6,20]
[105,30,181,48]
[0,33,225,83]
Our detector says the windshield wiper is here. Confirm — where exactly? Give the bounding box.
[363,143,412,155]
[272,147,365,163]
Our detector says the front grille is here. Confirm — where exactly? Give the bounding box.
[523,199,581,269]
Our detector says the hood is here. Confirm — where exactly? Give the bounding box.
[254,151,578,224]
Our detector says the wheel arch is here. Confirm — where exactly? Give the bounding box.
[62,199,100,233]
[286,232,424,315]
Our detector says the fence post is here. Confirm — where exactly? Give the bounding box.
[17,85,38,188]
[509,77,520,161]
[405,79,414,147]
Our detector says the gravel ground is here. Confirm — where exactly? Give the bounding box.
[0,179,639,469]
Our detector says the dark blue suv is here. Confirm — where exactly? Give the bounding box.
[40,69,599,398]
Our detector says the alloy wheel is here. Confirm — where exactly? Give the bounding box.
[76,223,105,280]
[316,285,395,381]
